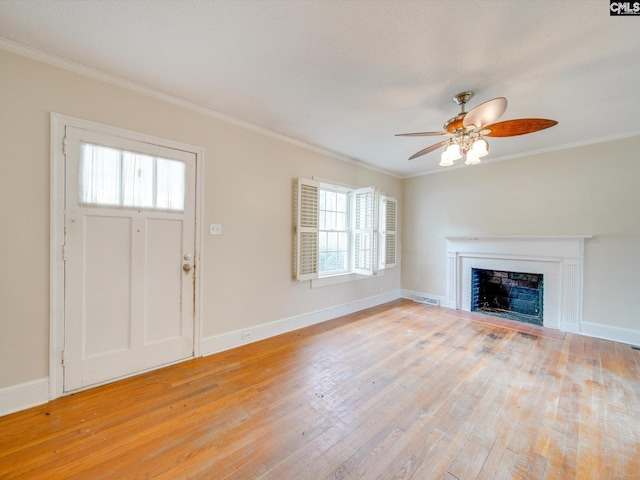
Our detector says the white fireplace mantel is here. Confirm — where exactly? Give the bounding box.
[444,235,592,332]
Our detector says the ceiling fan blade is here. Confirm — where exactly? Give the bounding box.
[483,118,558,137]
[408,140,449,160]
[463,97,507,129]
[395,131,449,137]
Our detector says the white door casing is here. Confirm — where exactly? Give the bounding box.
[50,114,204,397]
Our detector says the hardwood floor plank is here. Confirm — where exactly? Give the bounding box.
[1,300,639,479]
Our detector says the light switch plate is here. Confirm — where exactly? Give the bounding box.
[209,224,222,235]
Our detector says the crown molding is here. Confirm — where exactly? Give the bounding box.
[404,130,640,179]
[0,37,401,179]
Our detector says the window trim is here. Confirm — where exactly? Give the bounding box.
[311,271,383,289]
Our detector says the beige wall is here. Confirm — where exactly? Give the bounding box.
[0,50,402,388]
[402,136,640,331]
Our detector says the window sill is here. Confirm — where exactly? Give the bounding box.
[311,270,384,289]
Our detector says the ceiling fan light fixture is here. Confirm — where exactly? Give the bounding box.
[443,142,461,161]
[471,137,489,157]
[439,155,454,167]
[439,142,461,166]
[464,151,481,165]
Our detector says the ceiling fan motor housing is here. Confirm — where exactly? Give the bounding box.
[444,91,475,133]
[452,91,474,107]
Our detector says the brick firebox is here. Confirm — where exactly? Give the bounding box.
[471,268,544,326]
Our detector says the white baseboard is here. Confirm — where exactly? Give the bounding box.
[562,323,580,334]
[580,322,640,347]
[401,289,453,308]
[0,377,49,417]
[201,290,402,356]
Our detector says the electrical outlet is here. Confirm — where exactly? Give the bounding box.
[209,224,222,235]
[241,329,252,341]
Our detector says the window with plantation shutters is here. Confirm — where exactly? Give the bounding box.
[294,178,320,281]
[294,177,397,283]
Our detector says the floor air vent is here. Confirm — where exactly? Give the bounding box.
[414,296,439,306]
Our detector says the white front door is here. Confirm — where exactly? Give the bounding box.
[63,126,196,392]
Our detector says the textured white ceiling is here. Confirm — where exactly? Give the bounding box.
[1,0,639,177]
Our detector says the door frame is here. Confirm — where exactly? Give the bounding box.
[49,113,205,400]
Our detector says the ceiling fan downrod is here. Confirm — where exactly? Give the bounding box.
[452,91,474,113]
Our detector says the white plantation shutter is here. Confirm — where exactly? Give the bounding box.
[384,196,397,268]
[295,177,320,281]
[352,187,377,276]
[378,196,386,271]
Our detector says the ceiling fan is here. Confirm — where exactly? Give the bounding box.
[396,91,557,166]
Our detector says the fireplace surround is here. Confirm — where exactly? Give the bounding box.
[445,235,591,332]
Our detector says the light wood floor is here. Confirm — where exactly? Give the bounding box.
[1,300,639,479]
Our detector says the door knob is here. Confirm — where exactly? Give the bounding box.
[183,263,192,273]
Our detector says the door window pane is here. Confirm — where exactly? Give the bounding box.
[79,143,185,211]
[79,143,122,206]
[122,152,154,208]
[156,158,185,210]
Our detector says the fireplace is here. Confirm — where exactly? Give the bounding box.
[471,268,544,325]
[445,235,591,332]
